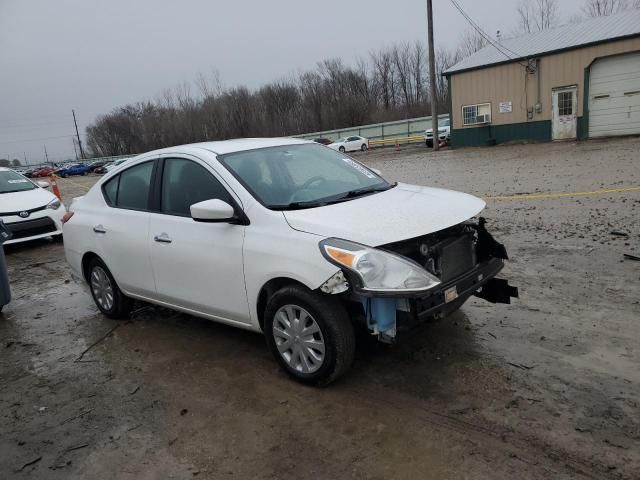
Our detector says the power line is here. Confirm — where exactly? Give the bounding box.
[449,0,528,66]
[0,133,84,145]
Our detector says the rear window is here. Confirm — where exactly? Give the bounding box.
[101,161,153,210]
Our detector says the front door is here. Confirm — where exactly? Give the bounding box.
[148,157,250,325]
[552,86,578,140]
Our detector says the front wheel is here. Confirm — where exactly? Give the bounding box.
[87,258,132,319]
[339,146,346,153]
[264,285,355,386]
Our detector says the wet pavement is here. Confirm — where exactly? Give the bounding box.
[1,138,639,479]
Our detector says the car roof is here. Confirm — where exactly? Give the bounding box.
[143,137,314,157]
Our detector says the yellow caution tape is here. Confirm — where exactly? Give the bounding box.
[484,186,640,201]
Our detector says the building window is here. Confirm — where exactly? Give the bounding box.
[462,103,491,126]
[558,91,573,116]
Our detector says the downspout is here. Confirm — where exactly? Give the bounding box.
[535,58,542,115]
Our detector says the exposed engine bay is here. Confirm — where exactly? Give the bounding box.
[336,218,519,342]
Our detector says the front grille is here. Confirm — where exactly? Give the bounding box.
[6,217,57,240]
[0,204,47,217]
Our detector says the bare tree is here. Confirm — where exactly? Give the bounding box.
[583,0,629,15]
[457,29,488,59]
[11,159,22,167]
[517,0,559,33]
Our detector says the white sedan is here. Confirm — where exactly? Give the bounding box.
[0,167,65,245]
[328,136,369,153]
[63,138,516,385]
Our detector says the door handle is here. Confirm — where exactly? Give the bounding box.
[154,233,172,244]
[93,225,106,234]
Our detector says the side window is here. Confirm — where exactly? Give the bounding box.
[161,158,232,217]
[103,175,119,206]
[347,136,359,142]
[117,161,154,210]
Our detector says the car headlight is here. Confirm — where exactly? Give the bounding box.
[319,238,441,293]
[46,198,61,210]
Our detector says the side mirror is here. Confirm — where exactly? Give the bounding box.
[370,168,382,176]
[37,181,50,189]
[190,199,236,223]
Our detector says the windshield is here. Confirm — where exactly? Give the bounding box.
[0,170,36,194]
[220,144,392,209]
[440,118,450,128]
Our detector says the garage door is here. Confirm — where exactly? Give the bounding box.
[589,52,640,138]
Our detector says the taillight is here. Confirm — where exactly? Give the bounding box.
[62,211,75,224]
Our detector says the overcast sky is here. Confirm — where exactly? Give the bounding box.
[0,0,583,164]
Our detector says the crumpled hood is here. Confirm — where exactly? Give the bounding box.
[283,183,485,246]
[0,187,56,214]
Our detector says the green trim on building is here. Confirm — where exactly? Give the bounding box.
[451,120,552,147]
[447,76,454,132]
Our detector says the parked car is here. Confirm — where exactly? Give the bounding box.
[0,167,64,245]
[328,136,369,153]
[89,161,108,173]
[92,162,113,175]
[31,166,55,178]
[63,138,517,385]
[57,163,90,178]
[313,138,333,145]
[425,117,451,147]
[104,159,129,173]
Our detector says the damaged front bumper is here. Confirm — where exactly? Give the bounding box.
[351,218,519,341]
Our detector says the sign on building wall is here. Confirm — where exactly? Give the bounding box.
[499,101,513,113]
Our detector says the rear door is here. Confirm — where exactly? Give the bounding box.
[148,156,250,324]
[94,160,157,297]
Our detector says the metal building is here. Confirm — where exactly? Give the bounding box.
[444,9,640,147]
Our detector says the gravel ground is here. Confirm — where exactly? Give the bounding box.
[1,137,639,479]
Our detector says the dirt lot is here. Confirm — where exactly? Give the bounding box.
[1,138,639,479]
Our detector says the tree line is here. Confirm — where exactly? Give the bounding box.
[86,41,466,157]
[85,0,640,157]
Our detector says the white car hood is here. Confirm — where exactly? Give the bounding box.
[283,183,485,246]
[1,187,56,213]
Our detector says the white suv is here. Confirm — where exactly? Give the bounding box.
[63,138,517,385]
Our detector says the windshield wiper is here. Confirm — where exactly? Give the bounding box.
[271,200,329,211]
[327,183,396,203]
[271,183,396,211]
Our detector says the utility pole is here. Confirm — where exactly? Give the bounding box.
[72,138,79,161]
[23,152,27,165]
[427,0,439,151]
[72,109,85,159]
[44,145,49,164]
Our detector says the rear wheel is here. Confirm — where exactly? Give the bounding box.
[87,258,132,319]
[361,143,368,151]
[264,285,355,386]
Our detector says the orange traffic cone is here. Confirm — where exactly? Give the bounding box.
[48,173,62,201]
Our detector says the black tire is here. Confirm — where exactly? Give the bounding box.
[86,257,132,319]
[426,140,433,148]
[361,143,368,151]
[264,285,355,386]
[339,146,346,153]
